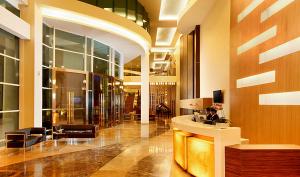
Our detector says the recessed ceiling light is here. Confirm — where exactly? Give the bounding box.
[155,27,177,46]
[151,47,175,53]
[159,0,189,21]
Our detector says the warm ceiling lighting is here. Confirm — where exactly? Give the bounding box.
[151,47,175,53]
[154,53,167,61]
[123,82,141,86]
[159,0,189,21]
[40,7,150,52]
[155,27,177,46]
[153,61,169,64]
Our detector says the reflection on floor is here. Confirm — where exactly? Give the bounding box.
[0,120,191,177]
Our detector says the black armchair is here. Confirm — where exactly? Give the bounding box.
[5,127,46,148]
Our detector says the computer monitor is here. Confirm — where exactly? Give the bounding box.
[213,90,223,103]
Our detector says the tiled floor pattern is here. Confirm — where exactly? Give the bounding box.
[0,120,191,177]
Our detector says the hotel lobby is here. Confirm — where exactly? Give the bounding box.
[1,0,300,176]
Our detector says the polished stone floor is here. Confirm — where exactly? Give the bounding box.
[0,120,191,177]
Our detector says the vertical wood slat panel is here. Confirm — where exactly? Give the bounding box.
[194,25,200,98]
[187,31,194,99]
[180,26,201,115]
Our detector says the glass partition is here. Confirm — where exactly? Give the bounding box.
[0,28,19,58]
[97,0,113,11]
[0,28,19,143]
[127,0,136,21]
[115,65,120,79]
[114,0,126,17]
[94,41,110,60]
[55,29,85,53]
[0,0,20,17]
[42,23,124,129]
[115,51,121,65]
[93,58,109,75]
[79,0,150,32]
[55,49,85,70]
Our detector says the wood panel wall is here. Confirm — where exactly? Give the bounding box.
[230,0,300,144]
[180,25,201,115]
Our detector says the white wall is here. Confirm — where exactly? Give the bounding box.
[200,0,230,117]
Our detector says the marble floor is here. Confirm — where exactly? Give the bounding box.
[0,120,191,177]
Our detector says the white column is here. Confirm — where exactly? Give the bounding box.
[141,52,150,124]
[34,4,43,127]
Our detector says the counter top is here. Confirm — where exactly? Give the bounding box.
[172,115,241,137]
[228,144,300,150]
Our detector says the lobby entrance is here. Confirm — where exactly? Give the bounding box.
[53,69,87,125]
[48,69,124,128]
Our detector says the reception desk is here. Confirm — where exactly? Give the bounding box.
[226,144,300,177]
[172,115,241,177]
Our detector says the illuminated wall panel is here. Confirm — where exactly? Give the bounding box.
[236,71,275,88]
[237,26,277,55]
[237,0,264,23]
[259,91,300,105]
[261,0,295,22]
[259,36,300,64]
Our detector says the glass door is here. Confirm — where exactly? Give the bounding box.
[53,69,87,125]
[93,74,103,127]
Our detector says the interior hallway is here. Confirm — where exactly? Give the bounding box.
[0,120,191,177]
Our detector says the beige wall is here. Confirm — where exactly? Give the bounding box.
[200,0,230,117]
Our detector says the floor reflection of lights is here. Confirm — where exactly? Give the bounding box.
[0,121,191,177]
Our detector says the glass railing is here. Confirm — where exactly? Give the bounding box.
[79,0,150,32]
[0,0,20,17]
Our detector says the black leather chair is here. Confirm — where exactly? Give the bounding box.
[5,127,46,148]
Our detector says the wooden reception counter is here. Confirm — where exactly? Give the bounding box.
[225,144,300,177]
[172,115,241,177]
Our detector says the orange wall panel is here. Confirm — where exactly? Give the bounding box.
[230,0,300,144]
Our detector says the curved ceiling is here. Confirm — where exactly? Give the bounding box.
[44,18,144,63]
[38,0,152,63]
[177,0,216,34]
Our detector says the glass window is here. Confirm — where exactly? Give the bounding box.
[0,28,19,58]
[86,55,92,72]
[42,110,52,128]
[127,0,137,21]
[88,73,93,90]
[87,38,92,55]
[43,24,53,47]
[114,0,126,17]
[42,89,52,109]
[0,55,19,84]
[55,29,85,53]
[115,51,121,65]
[55,49,85,71]
[88,91,93,123]
[94,41,110,60]
[93,58,109,75]
[97,0,113,12]
[115,65,120,78]
[0,0,20,17]
[0,85,19,111]
[42,45,53,67]
[42,67,52,88]
[136,3,144,27]
[0,112,19,140]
